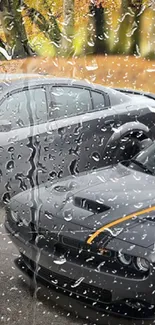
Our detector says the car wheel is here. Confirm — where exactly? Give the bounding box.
[113,136,144,163]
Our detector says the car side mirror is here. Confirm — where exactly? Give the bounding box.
[0,120,11,132]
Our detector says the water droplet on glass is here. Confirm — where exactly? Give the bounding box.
[8,146,14,153]
[92,152,100,162]
[2,192,10,204]
[64,209,73,221]
[71,277,85,288]
[86,62,98,71]
[87,40,95,47]
[6,160,14,172]
[53,256,67,265]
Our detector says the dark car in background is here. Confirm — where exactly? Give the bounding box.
[5,141,155,320]
[0,74,155,201]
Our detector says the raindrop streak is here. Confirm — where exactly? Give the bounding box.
[87,40,95,47]
[0,47,12,60]
[69,159,79,175]
[71,277,85,288]
[104,227,123,237]
[86,64,98,71]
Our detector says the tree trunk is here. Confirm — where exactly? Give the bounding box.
[61,0,75,55]
[129,0,143,55]
[148,2,155,58]
[89,2,107,54]
[114,0,143,55]
[114,0,132,54]
[0,0,34,59]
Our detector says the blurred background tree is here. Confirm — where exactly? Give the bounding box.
[0,0,154,59]
[0,0,34,58]
[61,0,75,55]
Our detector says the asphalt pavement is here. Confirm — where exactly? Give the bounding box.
[1,207,155,325]
[0,208,85,325]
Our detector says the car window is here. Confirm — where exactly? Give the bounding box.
[0,88,47,129]
[91,91,105,110]
[49,86,92,120]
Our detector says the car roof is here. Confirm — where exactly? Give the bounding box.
[0,74,131,104]
[0,73,113,94]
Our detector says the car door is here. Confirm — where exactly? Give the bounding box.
[40,85,93,180]
[0,86,49,199]
[42,85,118,179]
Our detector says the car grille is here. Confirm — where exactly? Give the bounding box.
[6,207,148,281]
[22,254,112,304]
[37,231,147,280]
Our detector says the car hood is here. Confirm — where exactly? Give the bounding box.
[9,163,155,249]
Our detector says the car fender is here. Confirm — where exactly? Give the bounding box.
[103,121,153,157]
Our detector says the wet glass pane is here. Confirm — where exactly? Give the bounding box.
[91,91,105,110]
[50,86,92,119]
[1,1,155,325]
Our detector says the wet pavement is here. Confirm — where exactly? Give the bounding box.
[1,208,155,325]
[0,208,83,325]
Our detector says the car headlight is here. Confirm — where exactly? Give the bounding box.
[118,253,132,266]
[11,210,18,222]
[117,252,150,272]
[136,257,150,272]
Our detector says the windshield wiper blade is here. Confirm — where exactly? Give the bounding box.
[130,159,153,175]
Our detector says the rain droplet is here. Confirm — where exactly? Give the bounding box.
[45,212,53,220]
[86,62,98,71]
[92,152,100,162]
[49,171,57,179]
[108,195,118,202]
[6,160,14,172]
[87,40,95,47]
[2,192,10,204]
[64,209,73,221]
[46,122,54,134]
[71,277,85,288]
[53,256,66,265]
[8,146,14,152]
[58,170,63,178]
[134,203,143,209]
[69,159,79,175]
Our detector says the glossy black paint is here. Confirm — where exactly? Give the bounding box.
[5,142,155,319]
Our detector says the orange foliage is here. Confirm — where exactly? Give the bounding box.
[0,55,155,93]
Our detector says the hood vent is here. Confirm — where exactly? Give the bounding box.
[74,196,110,214]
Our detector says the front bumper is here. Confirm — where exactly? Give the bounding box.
[5,219,155,319]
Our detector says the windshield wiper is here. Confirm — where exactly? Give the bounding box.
[130,159,153,175]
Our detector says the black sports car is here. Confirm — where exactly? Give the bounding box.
[0,74,155,201]
[5,141,155,319]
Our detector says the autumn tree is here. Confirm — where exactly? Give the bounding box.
[0,0,34,58]
[23,3,61,46]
